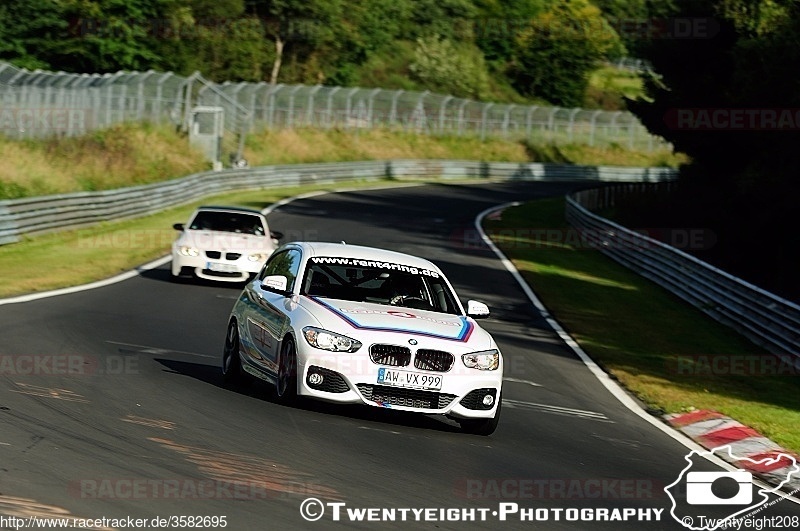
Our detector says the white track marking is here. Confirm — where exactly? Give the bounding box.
[475,202,744,472]
[503,377,543,388]
[0,183,428,306]
[106,340,214,358]
[0,256,171,306]
[503,398,610,421]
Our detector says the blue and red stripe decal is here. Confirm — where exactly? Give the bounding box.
[307,296,474,342]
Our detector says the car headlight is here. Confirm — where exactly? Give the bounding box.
[462,349,500,371]
[179,246,199,257]
[248,253,268,262]
[302,327,362,353]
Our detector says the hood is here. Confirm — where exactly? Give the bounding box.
[176,230,274,253]
[300,296,493,349]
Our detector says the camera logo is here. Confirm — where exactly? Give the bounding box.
[686,471,752,505]
[665,445,799,530]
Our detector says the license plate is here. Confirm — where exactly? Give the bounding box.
[206,262,239,273]
[377,368,442,390]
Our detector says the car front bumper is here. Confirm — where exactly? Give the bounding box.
[296,350,502,419]
[171,253,264,282]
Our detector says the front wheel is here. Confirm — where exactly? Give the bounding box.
[459,394,501,436]
[274,338,298,404]
[222,321,246,387]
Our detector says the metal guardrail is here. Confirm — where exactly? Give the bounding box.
[0,160,676,245]
[4,160,795,366]
[566,185,800,366]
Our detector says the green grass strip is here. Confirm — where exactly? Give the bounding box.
[0,179,406,299]
[484,197,800,454]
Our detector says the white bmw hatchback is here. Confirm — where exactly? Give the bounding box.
[223,241,503,435]
[171,206,280,283]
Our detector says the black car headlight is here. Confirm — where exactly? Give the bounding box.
[302,327,362,353]
[462,349,500,371]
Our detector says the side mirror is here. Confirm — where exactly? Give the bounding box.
[466,300,490,319]
[261,275,288,294]
[173,223,185,231]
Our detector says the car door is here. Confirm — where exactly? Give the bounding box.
[241,249,302,376]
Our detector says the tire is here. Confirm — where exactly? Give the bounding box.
[459,394,501,436]
[274,337,298,404]
[221,321,246,387]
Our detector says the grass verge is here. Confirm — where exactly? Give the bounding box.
[0,179,403,298]
[484,197,800,454]
[1,123,685,199]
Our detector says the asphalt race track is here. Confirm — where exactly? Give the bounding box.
[1,181,798,530]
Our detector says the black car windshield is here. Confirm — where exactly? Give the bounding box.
[189,211,265,235]
[301,258,460,315]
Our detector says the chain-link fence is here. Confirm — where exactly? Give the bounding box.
[0,61,670,165]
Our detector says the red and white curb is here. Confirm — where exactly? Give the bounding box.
[666,410,800,493]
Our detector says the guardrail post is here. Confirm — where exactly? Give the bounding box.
[287,85,303,129]
[589,110,602,146]
[326,86,340,128]
[439,95,453,134]
[267,84,284,129]
[503,105,514,138]
[367,88,380,128]
[567,108,580,142]
[481,103,493,140]
[525,106,537,141]
[547,107,559,142]
[345,87,359,129]
[307,85,323,127]
[457,99,469,136]
[389,90,403,126]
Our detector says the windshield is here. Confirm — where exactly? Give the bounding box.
[189,211,265,235]
[301,257,461,315]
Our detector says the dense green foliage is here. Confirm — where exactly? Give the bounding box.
[3,0,796,296]
[2,0,634,107]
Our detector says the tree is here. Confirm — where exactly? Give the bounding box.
[473,0,546,63]
[0,0,67,69]
[409,37,490,99]
[54,0,176,72]
[245,0,344,84]
[511,0,624,106]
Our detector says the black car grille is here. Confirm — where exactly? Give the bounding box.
[414,349,455,372]
[204,251,242,260]
[201,269,243,278]
[460,388,498,410]
[369,345,411,367]
[357,384,456,410]
[306,366,350,393]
